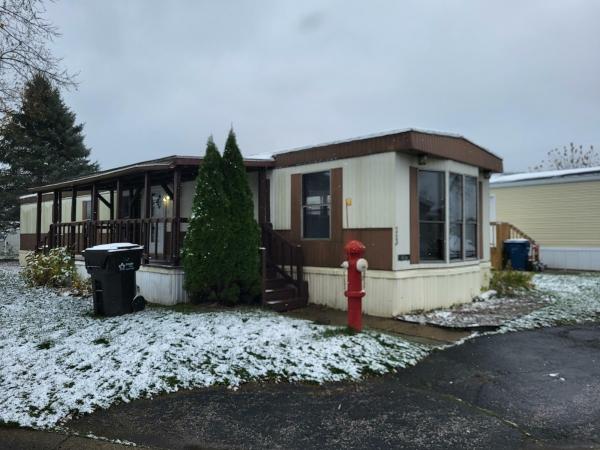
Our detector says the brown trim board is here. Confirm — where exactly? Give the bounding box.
[275,228,393,271]
[273,130,502,173]
[20,233,43,251]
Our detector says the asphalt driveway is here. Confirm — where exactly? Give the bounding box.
[48,324,600,450]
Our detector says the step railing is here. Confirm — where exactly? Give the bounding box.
[260,223,305,304]
[490,221,540,269]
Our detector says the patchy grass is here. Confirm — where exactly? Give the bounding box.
[321,326,358,338]
[36,341,53,350]
[0,267,427,429]
[489,269,534,296]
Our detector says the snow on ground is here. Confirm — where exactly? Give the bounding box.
[397,272,600,331]
[397,294,549,329]
[0,266,427,429]
[498,272,600,332]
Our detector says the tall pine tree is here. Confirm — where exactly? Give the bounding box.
[222,128,261,302]
[0,73,98,228]
[182,137,233,303]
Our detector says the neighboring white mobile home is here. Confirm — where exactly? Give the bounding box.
[20,129,503,316]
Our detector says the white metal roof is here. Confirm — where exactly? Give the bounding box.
[491,166,600,185]
[247,127,501,160]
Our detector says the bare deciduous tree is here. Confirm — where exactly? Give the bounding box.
[531,143,600,171]
[0,0,74,114]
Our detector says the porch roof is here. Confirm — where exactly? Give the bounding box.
[28,155,274,193]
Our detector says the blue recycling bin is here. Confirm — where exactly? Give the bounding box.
[503,239,530,271]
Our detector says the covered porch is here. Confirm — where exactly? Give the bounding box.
[27,155,272,266]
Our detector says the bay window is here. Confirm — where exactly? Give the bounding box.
[419,170,445,261]
[465,176,478,258]
[449,174,463,260]
[418,169,479,263]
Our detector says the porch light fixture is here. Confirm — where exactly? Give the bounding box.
[162,195,170,206]
[418,154,428,166]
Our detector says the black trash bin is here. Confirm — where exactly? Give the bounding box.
[503,239,531,271]
[83,243,146,316]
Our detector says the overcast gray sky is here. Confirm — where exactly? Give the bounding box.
[46,0,600,173]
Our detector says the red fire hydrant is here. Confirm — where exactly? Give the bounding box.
[342,240,368,332]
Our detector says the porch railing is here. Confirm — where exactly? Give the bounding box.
[47,218,188,265]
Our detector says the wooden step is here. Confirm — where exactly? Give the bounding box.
[263,285,297,302]
[264,297,308,312]
[265,277,287,290]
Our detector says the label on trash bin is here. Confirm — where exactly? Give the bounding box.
[118,261,136,271]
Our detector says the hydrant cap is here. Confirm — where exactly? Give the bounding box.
[344,240,366,257]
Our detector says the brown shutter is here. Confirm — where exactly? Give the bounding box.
[478,180,483,260]
[290,173,302,241]
[330,168,343,242]
[409,167,420,264]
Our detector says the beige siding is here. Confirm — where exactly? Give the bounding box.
[20,193,113,234]
[491,181,600,247]
[269,152,397,230]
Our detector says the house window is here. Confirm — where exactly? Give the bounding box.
[419,170,445,261]
[302,171,331,239]
[449,173,463,260]
[465,176,478,258]
[448,173,478,260]
[82,200,92,221]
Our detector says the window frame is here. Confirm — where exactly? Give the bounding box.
[449,172,464,261]
[447,172,478,261]
[464,175,478,260]
[301,170,332,240]
[82,200,92,221]
[418,169,446,262]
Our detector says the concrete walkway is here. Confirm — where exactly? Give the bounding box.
[285,303,471,345]
[55,324,600,449]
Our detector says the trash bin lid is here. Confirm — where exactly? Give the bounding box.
[85,242,144,252]
[504,238,530,244]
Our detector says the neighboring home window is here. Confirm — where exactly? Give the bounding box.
[419,170,445,260]
[302,171,331,239]
[449,173,463,260]
[465,176,478,258]
[119,195,131,219]
[82,200,92,221]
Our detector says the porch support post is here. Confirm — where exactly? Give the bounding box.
[70,187,77,250]
[109,189,115,220]
[257,168,268,225]
[90,183,98,247]
[50,190,59,247]
[70,187,77,222]
[143,172,151,260]
[91,183,98,221]
[172,168,181,265]
[143,172,151,219]
[115,179,122,220]
[35,192,42,249]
